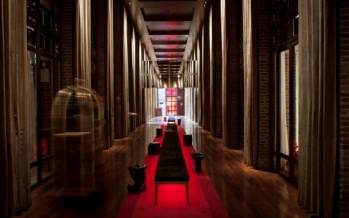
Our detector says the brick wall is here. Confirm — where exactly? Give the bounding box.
[254,0,273,170]
[339,0,349,216]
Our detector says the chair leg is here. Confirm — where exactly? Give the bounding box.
[186,183,189,204]
[155,183,158,205]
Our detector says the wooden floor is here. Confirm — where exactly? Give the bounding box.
[16,118,308,218]
[205,147,306,218]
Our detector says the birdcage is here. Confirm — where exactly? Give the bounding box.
[51,82,105,197]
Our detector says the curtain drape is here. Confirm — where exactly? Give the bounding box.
[0,1,10,217]
[242,0,257,166]
[123,7,130,134]
[75,0,91,87]
[222,0,230,147]
[298,1,337,217]
[105,0,115,146]
[0,0,32,217]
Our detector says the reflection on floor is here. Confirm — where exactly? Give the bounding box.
[16,116,307,218]
[179,117,307,218]
[117,121,229,218]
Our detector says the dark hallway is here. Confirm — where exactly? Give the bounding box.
[0,0,348,218]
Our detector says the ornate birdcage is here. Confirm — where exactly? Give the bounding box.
[51,82,104,197]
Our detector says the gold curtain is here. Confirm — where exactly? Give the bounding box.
[242,0,257,166]
[75,0,91,87]
[0,0,32,217]
[221,0,230,147]
[0,1,9,217]
[106,0,115,145]
[298,0,337,217]
[123,7,130,133]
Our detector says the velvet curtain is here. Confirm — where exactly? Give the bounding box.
[242,0,257,166]
[0,0,32,217]
[75,0,91,87]
[298,0,337,217]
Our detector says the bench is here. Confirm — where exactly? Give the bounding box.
[148,142,161,155]
[167,116,176,124]
[155,124,189,204]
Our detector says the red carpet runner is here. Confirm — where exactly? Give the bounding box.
[116,125,229,218]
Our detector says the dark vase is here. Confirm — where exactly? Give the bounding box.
[127,164,147,193]
[192,153,205,173]
[184,134,192,146]
[156,128,162,137]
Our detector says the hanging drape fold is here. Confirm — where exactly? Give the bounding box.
[104,0,115,146]
[298,1,337,217]
[242,0,257,166]
[75,0,91,87]
[0,1,10,217]
[1,0,32,217]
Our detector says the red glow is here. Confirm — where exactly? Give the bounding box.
[157,184,187,206]
[117,125,229,218]
[166,21,181,29]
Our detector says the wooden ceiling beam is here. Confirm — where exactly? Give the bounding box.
[149,30,190,35]
[157,61,182,64]
[143,14,193,22]
[154,48,186,52]
[156,54,183,58]
[152,40,187,45]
